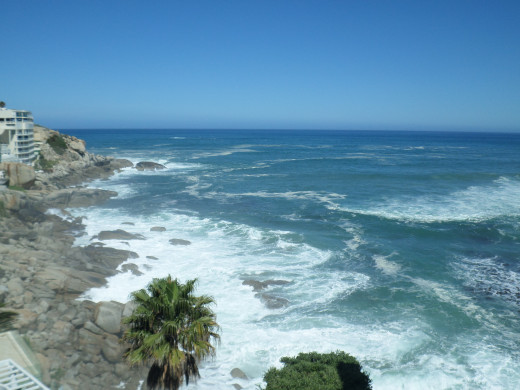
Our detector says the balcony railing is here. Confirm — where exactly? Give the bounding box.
[0,359,49,389]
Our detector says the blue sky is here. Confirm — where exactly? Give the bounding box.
[1,0,519,131]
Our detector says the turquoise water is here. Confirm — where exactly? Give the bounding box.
[66,129,520,389]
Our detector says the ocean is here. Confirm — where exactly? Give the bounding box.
[64,129,520,389]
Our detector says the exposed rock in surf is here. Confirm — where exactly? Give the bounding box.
[242,279,291,292]
[230,367,248,380]
[258,293,289,309]
[135,161,166,171]
[94,229,145,241]
[169,238,191,246]
[121,263,143,276]
[150,226,166,232]
[146,256,159,260]
[122,222,135,225]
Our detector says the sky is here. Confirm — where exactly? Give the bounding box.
[1,0,519,131]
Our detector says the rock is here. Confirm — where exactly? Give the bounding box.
[84,320,104,335]
[258,293,289,309]
[0,162,36,188]
[121,263,143,276]
[83,245,139,271]
[150,226,166,232]
[41,188,118,208]
[242,279,291,292]
[122,222,135,225]
[7,277,24,296]
[135,161,166,171]
[233,384,243,390]
[122,301,137,318]
[78,328,103,356]
[102,334,123,363]
[14,309,38,328]
[95,229,145,241]
[169,238,191,246]
[231,368,248,380]
[94,301,124,334]
[111,159,134,170]
[146,256,159,260]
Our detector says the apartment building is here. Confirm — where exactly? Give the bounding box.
[0,108,36,165]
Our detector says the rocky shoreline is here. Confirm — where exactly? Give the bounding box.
[0,126,147,389]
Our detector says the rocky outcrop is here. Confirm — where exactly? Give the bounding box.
[242,279,291,309]
[242,279,291,292]
[150,226,166,232]
[135,161,165,171]
[0,162,36,188]
[0,127,146,389]
[169,238,191,246]
[32,125,133,189]
[94,229,145,241]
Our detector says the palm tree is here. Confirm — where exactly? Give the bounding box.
[122,276,220,390]
[0,101,5,108]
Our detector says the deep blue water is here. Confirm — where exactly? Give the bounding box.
[65,129,520,389]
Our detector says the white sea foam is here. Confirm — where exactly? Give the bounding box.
[374,254,401,276]
[232,190,346,210]
[191,147,257,159]
[452,256,520,306]
[64,152,520,389]
[342,176,520,222]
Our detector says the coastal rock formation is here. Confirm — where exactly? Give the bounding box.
[242,279,291,292]
[169,238,191,246]
[32,125,133,189]
[0,162,36,188]
[0,127,147,389]
[95,229,145,241]
[135,161,166,171]
[242,279,291,309]
[150,226,166,232]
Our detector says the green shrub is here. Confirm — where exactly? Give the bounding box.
[35,155,58,172]
[263,351,372,390]
[8,185,25,192]
[47,134,67,155]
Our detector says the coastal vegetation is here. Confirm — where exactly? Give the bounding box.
[0,299,18,332]
[34,154,59,172]
[122,276,220,390]
[0,200,6,218]
[46,133,68,155]
[262,351,372,390]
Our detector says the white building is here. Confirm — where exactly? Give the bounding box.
[0,108,36,165]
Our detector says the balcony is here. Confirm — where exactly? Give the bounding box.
[0,359,49,389]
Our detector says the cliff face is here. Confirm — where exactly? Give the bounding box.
[0,127,144,389]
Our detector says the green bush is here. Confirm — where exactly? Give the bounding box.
[8,185,25,192]
[35,155,58,172]
[263,351,372,390]
[47,134,67,155]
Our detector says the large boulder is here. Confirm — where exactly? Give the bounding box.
[94,301,124,334]
[0,162,36,188]
[95,229,145,241]
[169,238,191,246]
[135,161,166,171]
